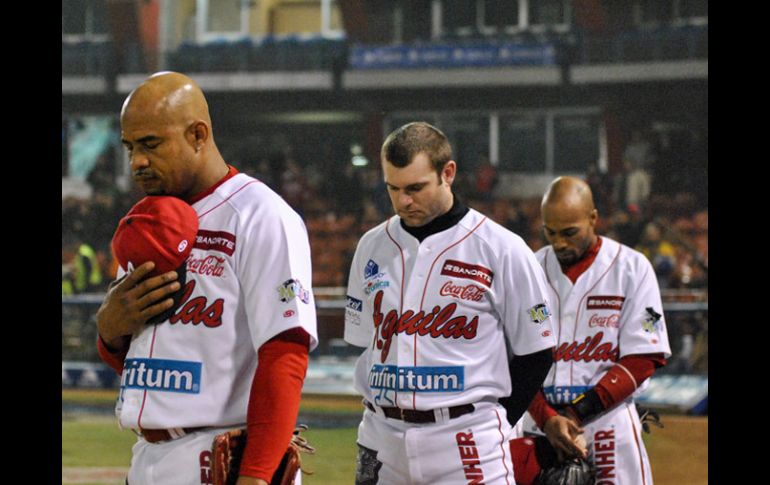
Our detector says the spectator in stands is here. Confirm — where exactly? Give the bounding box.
[474,155,498,201]
[635,222,676,286]
[61,238,103,294]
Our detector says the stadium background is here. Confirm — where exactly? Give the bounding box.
[62,1,708,483]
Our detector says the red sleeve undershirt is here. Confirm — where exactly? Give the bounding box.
[239,327,310,481]
[528,353,666,429]
[97,335,130,375]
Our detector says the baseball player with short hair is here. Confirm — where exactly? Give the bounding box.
[344,121,556,485]
[510,176,671,484]
[96,71,318,485]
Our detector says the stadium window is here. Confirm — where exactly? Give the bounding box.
[441,0,478,37]
[552,113,601,174]
[634,0,674,27]
[498,114,547,173]
[528,0,572,32]
[401,0,433,43]
[481,0,521,35]
[62,0,108,41]
[197,0,256,42]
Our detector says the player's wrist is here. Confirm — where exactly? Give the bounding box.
[99,334,130,353]
[563,388,605,425]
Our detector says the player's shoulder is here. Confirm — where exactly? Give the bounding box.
[463,208,530,253]
[218,173,302,222]
[355,218,392,249]
[602,236,654,273]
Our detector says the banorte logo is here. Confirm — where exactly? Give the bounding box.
[371,290,478,363]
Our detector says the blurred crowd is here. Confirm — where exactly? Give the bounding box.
[62,147,707,294]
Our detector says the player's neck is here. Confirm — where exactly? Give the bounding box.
[400,194,468,243]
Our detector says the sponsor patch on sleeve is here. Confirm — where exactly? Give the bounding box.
[642,307,662,333]
[528,303,551,324]
[277,279,311,304]
[346,295,363,312]
[345,308,362,326]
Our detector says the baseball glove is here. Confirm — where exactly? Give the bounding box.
[636,404,664,434]
[534,456,596,485]
[211,425,315,485]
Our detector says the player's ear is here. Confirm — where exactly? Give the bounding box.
[187,120,209,152]
[589,209,598,227]
[441,160,457,186]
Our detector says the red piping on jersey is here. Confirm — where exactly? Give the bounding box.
[570,243,621,386]
[197,180,261,220]
[384,217,406,405]
[137,324,160,430]
[495,409,512,485]
[411,216,487,409]
[185,165,239,205]
[627,403,648,485]
[543,248,562,390]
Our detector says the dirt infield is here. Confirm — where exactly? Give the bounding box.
[646,415,708,485]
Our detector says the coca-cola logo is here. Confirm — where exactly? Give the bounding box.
[169,280,224,328]
[187,255,226,277]
[553,332,619,363]
[588,313,620,328]
[371,290,478,363]
[439,281,486,302]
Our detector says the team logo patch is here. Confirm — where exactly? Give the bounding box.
[439,281,486,302]
[277,279,311,304]
[642,307,662,333]
[121,358,202,394]
[283,309,295,318]
[440,260,494,288]
[363,260,389,295]
[346,295,363,312]
[368,365,464,393]
[194,230,236,256]
[587,295,625,310]
[528,303,551,324]
[542,330,552,337]
[364,260,380,279]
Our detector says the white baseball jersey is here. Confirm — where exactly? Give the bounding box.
[344,208,556,411]
[535,236,670,405]
[513,236,671,485]
[116,172,318,431]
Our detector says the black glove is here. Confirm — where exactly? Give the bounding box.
[636,404,664,434]
[534,456,596,485]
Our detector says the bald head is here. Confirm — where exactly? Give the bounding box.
[541,176,599,267]
[542,176,595,215]
[120,72,227,199]
[122,71,212,129]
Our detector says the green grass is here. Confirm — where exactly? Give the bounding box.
[298,427,358,485]
[62,416,137,468]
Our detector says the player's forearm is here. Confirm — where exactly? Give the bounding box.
[565,353,666,424]
[96,335,130,374]
[500,347,553,426]
[238,330,309,481]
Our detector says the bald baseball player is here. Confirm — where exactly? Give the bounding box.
[510,176,671,484]
[344,121,556,484]
[96,71,318,485]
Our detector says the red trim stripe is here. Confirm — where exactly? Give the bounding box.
[197,180,261,220]
[570,243,622,385]
[384,218,405,405]
[627,404,648,485]
[495,409,512,485]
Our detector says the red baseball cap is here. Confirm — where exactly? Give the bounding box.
[112,196,199,277]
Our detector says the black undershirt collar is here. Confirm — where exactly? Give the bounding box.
[400,195,469,243]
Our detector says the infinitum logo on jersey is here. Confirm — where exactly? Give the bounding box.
[543,385,591,405]
[587,295,625,310]
[121,358,202,394]
[440,260,494,288]
[368,365,464,392]
[194,230,236,256]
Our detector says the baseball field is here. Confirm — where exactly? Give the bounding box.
[62,390,707,485]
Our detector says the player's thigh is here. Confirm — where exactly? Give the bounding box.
[127,428,225,485]
[413,404,515,485]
